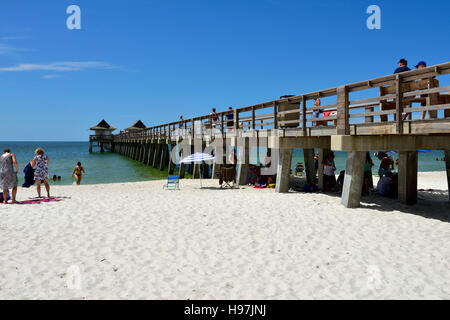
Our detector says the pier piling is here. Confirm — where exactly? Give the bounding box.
[398,151,418,205]
[341,151,366,208]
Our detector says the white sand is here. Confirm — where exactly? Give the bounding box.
[0,172,449,300]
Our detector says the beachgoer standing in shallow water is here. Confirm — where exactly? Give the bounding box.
[72,162,86,185]
[0,148,19,204]
[31,148,50,198]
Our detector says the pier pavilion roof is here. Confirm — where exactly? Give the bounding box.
[125,120,146,131]
[90,119,117,131]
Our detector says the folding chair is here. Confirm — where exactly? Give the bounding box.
[219,167,236,188]
[163,176,180,190]
[295,163,305,177]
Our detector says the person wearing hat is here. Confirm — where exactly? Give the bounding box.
[415,61,427,69]
[414,61,432,119]
[394,58,411,74]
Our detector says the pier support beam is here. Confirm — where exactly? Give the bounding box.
[275,149,293,193]
[147,143,155,166]
[237,137,250,185]
[193,164,201,178]
[446,150,450,201]
[317,149,328,191]
[153,144,161,168]
[179,147,186,178]
[303,148,316,185]
[140,145,146,163]
[168,144,175,175]
[89,142,93,153]
[160,144,168,171]
[398,151,418,205]
[341,151,366,208]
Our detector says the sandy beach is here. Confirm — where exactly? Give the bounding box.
[0,172,449,300]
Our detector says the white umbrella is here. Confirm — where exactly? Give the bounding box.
[180,153,215,188]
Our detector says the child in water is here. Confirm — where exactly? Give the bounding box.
[72,162,86,185]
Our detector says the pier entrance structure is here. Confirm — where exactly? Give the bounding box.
[89,119,116,153]
[112,62,450,208]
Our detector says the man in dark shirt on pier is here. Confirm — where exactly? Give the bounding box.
[393,58,412,120]
[394,58,411,74]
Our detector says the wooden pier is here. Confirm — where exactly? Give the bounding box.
[107,62,450,208]
[89,120,116,153]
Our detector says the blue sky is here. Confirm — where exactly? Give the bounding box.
[1,0,449,141]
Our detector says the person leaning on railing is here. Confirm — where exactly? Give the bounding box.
[414,61,433,120]
[312,98,323,126]
[394,58,412,121]
[226,107,234,128]
[394,58,411,74]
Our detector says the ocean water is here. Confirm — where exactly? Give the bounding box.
[251,148,447,174]
[0,142,447,186]
[0,142,169,186]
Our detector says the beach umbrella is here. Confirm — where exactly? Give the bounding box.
[180,153,215,163]
[180,153,216,188]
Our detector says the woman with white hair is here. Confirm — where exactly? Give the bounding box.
[31,148,50,198]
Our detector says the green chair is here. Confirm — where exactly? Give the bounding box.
[163,176,180,190]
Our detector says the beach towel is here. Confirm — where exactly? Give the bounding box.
[17,197,63,205]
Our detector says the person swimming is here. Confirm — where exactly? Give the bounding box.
[72,162,86,185]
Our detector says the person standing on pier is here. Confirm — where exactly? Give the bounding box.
[30,148,50,198]
[210,108,219,129]
[394,58,411,74]
[226,107,234,129]
[312,98,323,126]
[414,61,432,120]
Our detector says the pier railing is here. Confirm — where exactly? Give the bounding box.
[114,62,450,142]
[90,134,114,141]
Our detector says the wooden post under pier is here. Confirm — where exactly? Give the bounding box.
[275,149,293,193]
[398,151,418,205]
[445,150,450,201]
[341,151,366,208]
[237,137,250,185]
[152,143,161,168]
[303,148,316,185]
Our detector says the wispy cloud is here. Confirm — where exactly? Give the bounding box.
[0,36,27,40]
[0,61,117,72]
[41,74,61,79]
[0,44,28,56]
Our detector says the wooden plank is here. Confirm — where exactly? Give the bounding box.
[349,94,396,106]
[403,103,450,113]
[395,75,404,134]
[251,106,256,130]
[336,86,349,135]
[403,85,450,97]
[302,96,307,136]
[273,102,278,129]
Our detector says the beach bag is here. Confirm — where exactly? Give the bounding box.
[303,184,318,192]
[0,191,10,202]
